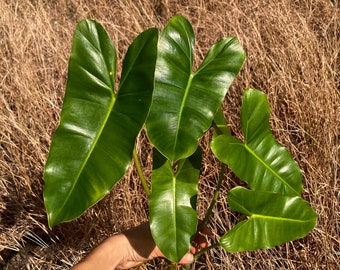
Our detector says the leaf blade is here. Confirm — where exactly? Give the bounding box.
[149,148,201,262]
[220,187,317,252]
[211,89,302,196]
[44,21,158,228]
[146,15,245,162]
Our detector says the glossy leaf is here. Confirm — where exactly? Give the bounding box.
[146,15,245,162]
[44,20,158,228]
[220,187,317,252]
[149,148,202,262]
[211,89,302,196]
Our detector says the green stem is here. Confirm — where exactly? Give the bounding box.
[193,242,220,261]
[197,163,226,233]
[193,124,226,258]
[198,122,226,229]
[212,121,224,136]
[133,147,150,196]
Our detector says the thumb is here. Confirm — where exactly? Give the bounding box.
[178,253,194,265]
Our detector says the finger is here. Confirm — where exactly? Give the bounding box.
[199,225,213,236]
[193,232,209,246]
[189,242,200,254]
[178,253,193,265]
[194,234,209,248]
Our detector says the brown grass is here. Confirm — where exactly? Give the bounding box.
[0,0,339,269]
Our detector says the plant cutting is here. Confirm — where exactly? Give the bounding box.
[44,15,317,267]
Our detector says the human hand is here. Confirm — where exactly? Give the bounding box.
[71,222,211,270]
[118,222,211,269]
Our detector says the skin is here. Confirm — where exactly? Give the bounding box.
[71,223,210,269]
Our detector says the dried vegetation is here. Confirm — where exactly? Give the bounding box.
[0,0,339,269]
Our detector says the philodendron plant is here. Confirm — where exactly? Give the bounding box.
[44,15,317,266]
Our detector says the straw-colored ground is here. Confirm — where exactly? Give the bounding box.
[0,0,339,269]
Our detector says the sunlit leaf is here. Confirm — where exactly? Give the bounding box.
[44,20,158,228]
[149,148,202,262]
[211,89,302,196]
[146,15,245,162]
[220,187,317,252]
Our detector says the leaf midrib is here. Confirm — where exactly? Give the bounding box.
[243,143,299,196]
[172,73,194,161]
[171,174,177,257]
[251,214,312,223]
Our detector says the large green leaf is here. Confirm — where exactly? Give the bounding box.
[149,148,202,262]
[44,20,158,228]
[211,89,302,196]
[146,15,245,162]
[220,187,317,252]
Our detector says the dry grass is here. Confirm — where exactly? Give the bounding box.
[0,0,339,269]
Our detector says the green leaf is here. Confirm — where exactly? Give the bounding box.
[44,20,158,228]
[149,148,202,262]
[211,89,302,196]
[146,15,245,162]
[220,187,317,252]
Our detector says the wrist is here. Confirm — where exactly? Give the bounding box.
[105,233,129,268]
[71,233,128,270]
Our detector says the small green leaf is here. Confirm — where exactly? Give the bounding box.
[211,89,302,196]
[220,187,317,252]
[149,148,202,262]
